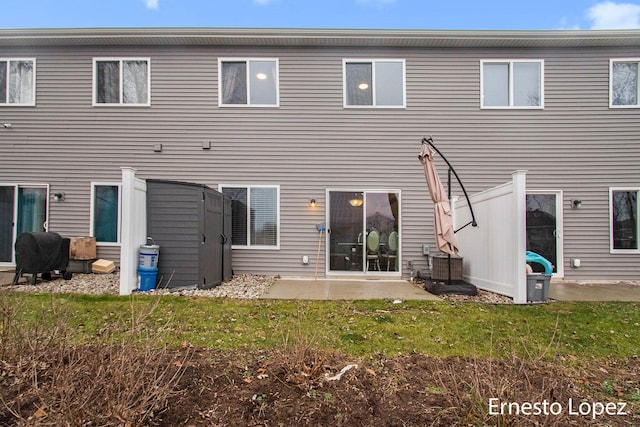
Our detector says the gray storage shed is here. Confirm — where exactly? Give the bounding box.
[146,180,232,289]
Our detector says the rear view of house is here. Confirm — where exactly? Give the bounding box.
[0,27,638,285]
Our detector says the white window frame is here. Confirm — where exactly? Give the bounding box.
[218,184,280,250]
[218,58,280,107]
[90,182,122,246]
[342,59,406,108]
[609,187,639,254]
[92,57,151,107]
[0,58,36,106]
[480,59,544,109]
[609,58,640,108]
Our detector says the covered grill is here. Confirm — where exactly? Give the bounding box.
[12,232,72,285]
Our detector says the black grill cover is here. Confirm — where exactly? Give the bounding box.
[15,232,70,274]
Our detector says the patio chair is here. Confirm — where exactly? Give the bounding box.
[383,230,398,271]
[366,230,381,271]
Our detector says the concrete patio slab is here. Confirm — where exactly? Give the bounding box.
[0,270,15,286]
[550,281,640,302]
[4,268,640,302]
[262,278,441,301]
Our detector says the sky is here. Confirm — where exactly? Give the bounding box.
[2,0,640,30]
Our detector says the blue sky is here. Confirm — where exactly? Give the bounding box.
[2,0,640,30]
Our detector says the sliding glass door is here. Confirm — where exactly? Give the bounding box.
[327,190,400,275]
[0,186,14,263]
[0,185,48,265]
[526,191,563,276]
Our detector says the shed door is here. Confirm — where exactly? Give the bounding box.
[203,190,223,287]
[222,196,233,281]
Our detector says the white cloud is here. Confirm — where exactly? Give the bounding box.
[587,1,640,29]
[144,0,159,9]
[253,0,277,5]
[143,0,159,9]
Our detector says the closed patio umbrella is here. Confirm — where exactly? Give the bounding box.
[418,144,459,255]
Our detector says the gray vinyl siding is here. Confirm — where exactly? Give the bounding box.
[1,38,639,280]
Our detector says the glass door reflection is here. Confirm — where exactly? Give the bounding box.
[526,193,561,275]
[328,190,400,274]
[328,191,364,272]
[365,192,400,272]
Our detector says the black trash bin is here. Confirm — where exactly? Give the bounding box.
[12,232,72,285]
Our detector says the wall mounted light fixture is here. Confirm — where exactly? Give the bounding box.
[3,123,12,128]
[572,199,582,209]
[310,199,317,208]
[53,192,65,202]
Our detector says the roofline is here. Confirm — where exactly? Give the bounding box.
[1,27,640,48]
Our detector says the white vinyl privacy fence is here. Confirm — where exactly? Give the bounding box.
[119,167,148,295]
[453,170,528,304]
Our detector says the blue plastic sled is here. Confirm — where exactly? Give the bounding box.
[526,251,553,275]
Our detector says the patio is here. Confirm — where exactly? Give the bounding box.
[261,277,640,302]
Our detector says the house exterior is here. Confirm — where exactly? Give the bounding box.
[0,27,639,283]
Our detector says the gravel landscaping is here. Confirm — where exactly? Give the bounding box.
[4,272,276,299]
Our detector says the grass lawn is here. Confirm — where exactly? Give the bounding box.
[5,292,639,361]
[2,292,639,426]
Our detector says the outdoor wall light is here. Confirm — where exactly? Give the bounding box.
[310,199,317,208]
[3,123,12,128]
[572,199,582,209]
[53,192,65,202]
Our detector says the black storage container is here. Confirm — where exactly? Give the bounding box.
[146,180,232,289]
[13,231,72,285]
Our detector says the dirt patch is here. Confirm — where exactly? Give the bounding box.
[159,351,639,426]
[3,346,637,426]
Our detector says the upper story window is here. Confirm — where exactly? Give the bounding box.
[219,58,279,107]
[610,59,640,108]
[0,58,36,106]
[93,58,150,106]
[91,183,121,244]
[219,185,280,249]
[610,188,639,253]
[481,60,543,109]
[343,59,405,108]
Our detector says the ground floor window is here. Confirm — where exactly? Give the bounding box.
[91,183,121,244]
[610,188,639,252]
[220,185,279,249]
